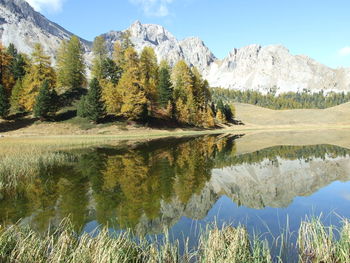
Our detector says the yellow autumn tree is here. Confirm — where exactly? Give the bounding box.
[216,109,227,124]
[21,44,56,111]
[140,47,158,113]
[0,43,15,95]
[118,47,148,120]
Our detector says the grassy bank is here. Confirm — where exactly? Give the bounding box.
[1,218,350,262]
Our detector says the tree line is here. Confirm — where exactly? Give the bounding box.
[0,33,235,127]
[211,87,350,110]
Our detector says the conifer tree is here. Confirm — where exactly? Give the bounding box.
[216,109,226,124]
[34,80,52,120]
[56,36,86,100]
[113,30,134,68]
[92,36,108,80]
[101,58,122,84]
[7,44,26,84]
[0,43,14,95]
[205,107,215,128]
[157,61,173,108]
[78,78,105,123]
[171,60,193,102]
[118,47,148,120]
[0,84,9,118]
[21,43,56,111]
[140,47,158,112]
[10,79,24,112]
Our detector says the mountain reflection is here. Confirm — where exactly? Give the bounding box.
[1,135,350,235]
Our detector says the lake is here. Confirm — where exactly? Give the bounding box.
[2,134,350,261]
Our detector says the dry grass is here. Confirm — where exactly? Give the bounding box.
[2,217,350,262]
[0,219,270,263]
[234,102,350,127]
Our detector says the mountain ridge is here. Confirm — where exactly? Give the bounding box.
[1,0,349,93]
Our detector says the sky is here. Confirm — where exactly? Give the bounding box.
[25,0,350,68]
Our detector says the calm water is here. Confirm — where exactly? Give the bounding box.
[2,134,350,259]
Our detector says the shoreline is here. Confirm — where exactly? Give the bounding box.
[1,123,350,139]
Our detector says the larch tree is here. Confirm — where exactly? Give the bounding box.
[92,36,108,80]
[56,36,86,101]
[113,30,134,68]
[21,43,56,111]
[171,60,193,103]
[118,47,148,120]
[10,79,24,112]
[0,43,14,96]
[140,47,158,113]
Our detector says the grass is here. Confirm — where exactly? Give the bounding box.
[0,136,129,194]
[1,217,350,262]
[0,219,271,263]
[234,102,350,127]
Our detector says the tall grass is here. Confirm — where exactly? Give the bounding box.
[0,219,271,263]
[298,218,350,263]
[1,217,350,262]
[0,137,124,193]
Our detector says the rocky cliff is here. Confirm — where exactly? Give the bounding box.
[0,0,91,62]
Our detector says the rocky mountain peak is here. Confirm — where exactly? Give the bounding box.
[127,20,177,45]
[1,4,349,93]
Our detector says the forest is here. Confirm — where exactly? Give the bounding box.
[0,32,234,128]
[211,87,350,110]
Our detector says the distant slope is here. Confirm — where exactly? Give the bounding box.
[235,102,350,126]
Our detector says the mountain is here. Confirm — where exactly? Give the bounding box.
[101,20,216,72]
[0,0,91,61]
[1,0,350,93]
[204,44,350,94]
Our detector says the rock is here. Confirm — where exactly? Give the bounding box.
[204,44,350,94]
[101,21,216,72]
[0,0,92,63]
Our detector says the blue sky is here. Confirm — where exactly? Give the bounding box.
[25,0,350,68]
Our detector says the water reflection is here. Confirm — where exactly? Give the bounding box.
[1,135,350,237]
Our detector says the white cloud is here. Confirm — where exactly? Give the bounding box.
[338,46,350,57]
[130,0,174,17]
[25,0,65,12]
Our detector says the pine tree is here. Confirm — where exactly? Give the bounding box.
[101,58,122,84]
[77,95,88,118]
[0,84,9,118]
[84,78,106,123]
[78,78,105,123]
[92,36,108,80]
[157,61,173,108]
[34,80,52,120]
[56,36,86,100]
[12,54,26,81]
